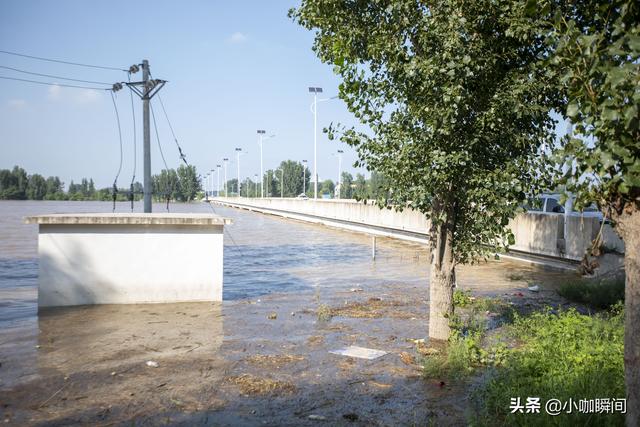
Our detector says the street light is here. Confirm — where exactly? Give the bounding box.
[302,159,308,195]
[257,130,275,198]
[216,164,221,197]
[333,150,344,199]
[253,173,258,198]
[209,169,214,198]
[309,87,338,200]
[235,148,246,197]
[278,168,284,198]
[223,158,229,197]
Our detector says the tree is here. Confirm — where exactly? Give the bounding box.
[276,160,310,197]
[320,179,335,197]
[353,173,367,200]
[27,174,47,200]
[176,164,201,201]
[340,172,353,199]
[263,169,279,197]
[368,171,389,201]
[292,1,558,339]
[539,1,640,423]
[153,169,179,201]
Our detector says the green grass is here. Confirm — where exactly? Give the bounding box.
[557,277,624,310]
[473,305,625,426]
[423,289,625,426]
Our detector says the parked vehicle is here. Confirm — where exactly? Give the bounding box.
[526,193,604,221]
[297,193,309,200]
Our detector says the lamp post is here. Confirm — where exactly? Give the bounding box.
[223,158,229,197]
[257,130,275,198]
[309,88,339,200]
[336,149,343,199]
[235,148,245,197]
[308,87,322,199]
[253,174,258,198]
[210,169,214,198]
[302,159,307,195]
[279,168,284,198]
[216,164,221,197]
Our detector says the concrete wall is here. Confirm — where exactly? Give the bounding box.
[37,223,224,307]
[218,197,430,235]
[216,197,623,262]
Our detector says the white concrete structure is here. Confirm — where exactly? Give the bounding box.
[25,213,231,308]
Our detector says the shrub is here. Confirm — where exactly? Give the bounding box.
[557,278,624,310]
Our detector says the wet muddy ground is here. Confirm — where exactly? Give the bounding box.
[0,201,580,426]
[1,262,575,426]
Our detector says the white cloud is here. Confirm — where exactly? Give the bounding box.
[227,32,248,44]
[74,89,100,104]
[7,99,27,109]
[48,84,62,99]
[46,85,100,105]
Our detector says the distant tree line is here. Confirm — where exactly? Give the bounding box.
[0,164,202,202]
[216,159,388,200]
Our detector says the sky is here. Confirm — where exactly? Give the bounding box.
[0,0,364,190]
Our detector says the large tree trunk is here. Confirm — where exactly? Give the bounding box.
[428,203,456,341]
[614,205,640,427]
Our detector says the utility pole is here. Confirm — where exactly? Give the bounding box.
[122,60,166,213]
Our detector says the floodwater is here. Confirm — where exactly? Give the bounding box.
[0,200,578,425]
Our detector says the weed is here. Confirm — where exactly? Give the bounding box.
[316,304,333,321]
[472,305,625,426]
[453,289,473,307]
[557,277,624,309]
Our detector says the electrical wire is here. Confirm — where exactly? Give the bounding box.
[0,49,127,71]
[150,102,176,211]
[155,92,188,165]
[128,73,137,185]
[109,91,124,212]
[110,91,123,184]
[0,65,112,85]
[0,75,110,90]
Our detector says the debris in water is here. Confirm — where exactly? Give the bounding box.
[267,312,277,320]
[308,414,326,421]
[528,285,540,292]
[399,352,416,365]
[343,413,359,422]
[350,288,363,292]
[146,361,158,368]
[329,345,387,360]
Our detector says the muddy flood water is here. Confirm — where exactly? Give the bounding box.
[0,200,579,426]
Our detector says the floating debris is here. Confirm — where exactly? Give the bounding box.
[329,345,387,360]
[146,361,158,368]
[308,414,326,421]
[528,285,540,292]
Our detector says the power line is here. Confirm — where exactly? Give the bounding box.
[0,65,112,85]
[156,94,188,165]
[0,49,127,71]
[0,75,110,90]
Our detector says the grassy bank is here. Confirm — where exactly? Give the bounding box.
[422,289,625,426]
